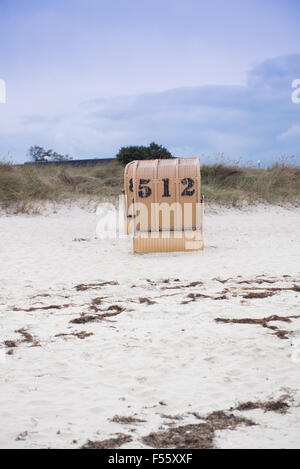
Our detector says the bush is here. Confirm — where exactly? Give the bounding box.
[116,142,173,165]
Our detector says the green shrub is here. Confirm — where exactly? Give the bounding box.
[116,142,173,165]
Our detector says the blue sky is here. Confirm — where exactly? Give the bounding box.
[0,0,300,164]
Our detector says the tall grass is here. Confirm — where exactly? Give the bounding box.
[0,161,123,212]
[201,163,300,204]
[0,160,299,213]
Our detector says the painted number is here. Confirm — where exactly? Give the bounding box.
[162,178,171,197]
[181,177,195,196]
[138,178,152,198]
[129,177,195,198]
[129,178,133,192]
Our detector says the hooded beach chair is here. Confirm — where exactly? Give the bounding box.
[124,158,204,253]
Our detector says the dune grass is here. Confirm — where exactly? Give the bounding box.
[201,163,300,205]
[0,160,299,213]
[0,160,123,212]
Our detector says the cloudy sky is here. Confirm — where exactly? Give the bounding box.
[0,0,300,164]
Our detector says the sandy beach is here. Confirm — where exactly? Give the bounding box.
[0,204,299,449]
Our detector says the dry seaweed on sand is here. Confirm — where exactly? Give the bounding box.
[213,277,232,284]
[12,303,70,312]
[55,331,94,340]
[215,314,300,340]
[142,411,255,449]
[13,328,41,347]
[215,314,295,326]
[110,415,147,424]
[181,292,212,304]
[81,434,132,449]
[160,280,204,290]
[274,330,291,339]
[160,414,184,421]
[182,292,228,304]
[242,291,276,299]
[106,305,124,312]
[3,330,41,348]
[15,431,28,441]
[142,423,215,449]
[241,285,300,297]
[241,279,276,284]
[214,294,228,300]
[4,340,17,348]
[75,281,119,291]
[89,297,105,311]
[70,309,123,324]
[215,314,300,328]
[139,297,157,305]
[233,396,291,414]
[69,314,100,324]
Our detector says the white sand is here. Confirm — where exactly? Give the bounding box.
[0,204,299,449]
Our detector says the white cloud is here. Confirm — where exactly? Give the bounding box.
[278,125,300,141]
[1,55,300,165]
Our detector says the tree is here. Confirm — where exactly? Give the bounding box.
[147,142,173,160]
[116,142,173,165]
[29,145,72,162]
[29,145,50,162]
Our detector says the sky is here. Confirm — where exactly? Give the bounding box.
[0,0,300,165]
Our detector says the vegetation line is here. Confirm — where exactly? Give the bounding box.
[0,159,299,213]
